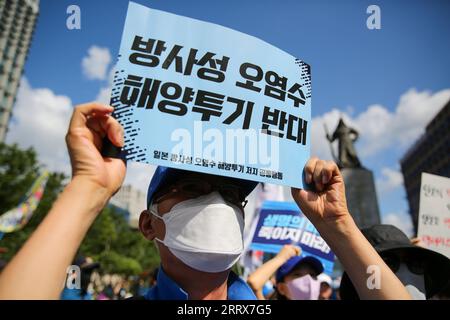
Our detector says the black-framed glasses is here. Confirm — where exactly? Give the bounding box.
[153,177,248,210]
[382,253,426,275]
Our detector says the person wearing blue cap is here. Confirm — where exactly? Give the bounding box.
[137,167,258,299]
[247,245,325,300]
[0,103,412,300]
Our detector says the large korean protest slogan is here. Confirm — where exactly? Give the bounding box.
[108,2,311,188]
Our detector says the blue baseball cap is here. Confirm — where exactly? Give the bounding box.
[147,166,259,208]
[275,255,324,282]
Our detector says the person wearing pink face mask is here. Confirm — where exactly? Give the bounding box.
[247,244,324,300]
[275,255,324,300]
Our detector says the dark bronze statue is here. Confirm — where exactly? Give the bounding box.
[326,118,362,168]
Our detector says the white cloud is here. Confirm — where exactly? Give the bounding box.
[353,88,450,157]
[6,77,72,174]
[382,212,414,237]
[311,109,357,160]
[311,88,450,160]
[82,46,111,80]
[311,88,450,230]
[376,167,404,195]
[6,78,158,194]
[95,63,117,104]
[96,86,112,105]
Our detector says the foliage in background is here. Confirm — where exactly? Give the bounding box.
[0,143,159,275]
[0,143,65,260]
[79,206,160,274]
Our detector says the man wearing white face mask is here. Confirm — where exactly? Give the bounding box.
[339,225,450,300]
[0,103,413,300]
[138,168,258,299]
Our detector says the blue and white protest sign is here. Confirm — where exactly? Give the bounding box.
[250,201,335,275]
[109,2,312,188]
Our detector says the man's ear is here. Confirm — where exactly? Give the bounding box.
[139,210,156,240]
[277,282,290,299]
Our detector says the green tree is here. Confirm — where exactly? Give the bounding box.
[79,207,160,275]
[0,143,65,261]
[0,143,160,276]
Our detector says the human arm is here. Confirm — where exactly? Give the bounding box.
[0,103,126,299]
[247,245,300,299]
[291,158,411,300]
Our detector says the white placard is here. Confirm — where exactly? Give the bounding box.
[417,173,450,258]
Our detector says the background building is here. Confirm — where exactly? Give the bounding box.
[400,100,450,233]
[0,0,39,142]
[110,184,147,228]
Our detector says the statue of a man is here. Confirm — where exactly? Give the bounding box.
[326,118,362,168]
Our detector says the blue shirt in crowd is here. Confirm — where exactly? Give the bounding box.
[60,287,92,300]
[144,267,256,300]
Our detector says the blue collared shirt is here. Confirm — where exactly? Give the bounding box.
[144,267,256,300]
[60,288,92,300]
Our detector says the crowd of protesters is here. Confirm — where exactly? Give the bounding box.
[246,224,450,300]
[0,103,448,300]
[60,258,159,300]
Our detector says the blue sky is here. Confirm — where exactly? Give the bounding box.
[27,0,450,106]
[9,0,450,235]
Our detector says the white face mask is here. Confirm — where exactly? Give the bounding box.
[395,263,426,300]
[150,191,244,273]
